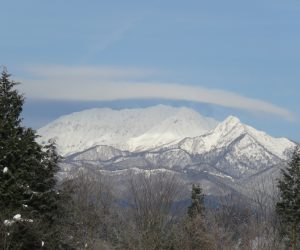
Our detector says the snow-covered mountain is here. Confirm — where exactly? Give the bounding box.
[177,115,294,178]
[37,105,218,156]
[179,116,292,159]
[38,105,296,197]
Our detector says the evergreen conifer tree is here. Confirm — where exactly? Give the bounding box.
[276,146,300,250]
[178,184,212,249]
[0,69,69,249]
[187,184,205,218]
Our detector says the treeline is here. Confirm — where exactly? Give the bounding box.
[1,69,300,250]
[52,170,281,250]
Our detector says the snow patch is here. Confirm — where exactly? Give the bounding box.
[3,214,33,226]
[4,220,14,226]
[203,171,235,182]
[13,214,21,221]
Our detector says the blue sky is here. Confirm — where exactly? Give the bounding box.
[1,0,299,142]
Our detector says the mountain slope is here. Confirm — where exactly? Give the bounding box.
[127,107,218,151]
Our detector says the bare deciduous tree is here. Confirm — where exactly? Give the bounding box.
[119,171,185,249]
[61,170,117,249]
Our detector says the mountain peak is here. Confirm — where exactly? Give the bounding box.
[224,115,241,124]
[212,115,245,138]
[179,113,295,161]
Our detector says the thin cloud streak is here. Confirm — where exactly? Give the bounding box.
[23,65,160,79]
[19,78,294,121]
[82,19,137,62]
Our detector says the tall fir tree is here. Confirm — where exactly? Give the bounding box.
[276,146,300,250]
[187,184,205,218]
[0,69,69,249]
[178,184,212,250]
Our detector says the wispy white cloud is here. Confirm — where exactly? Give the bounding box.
[18,65,295,121]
